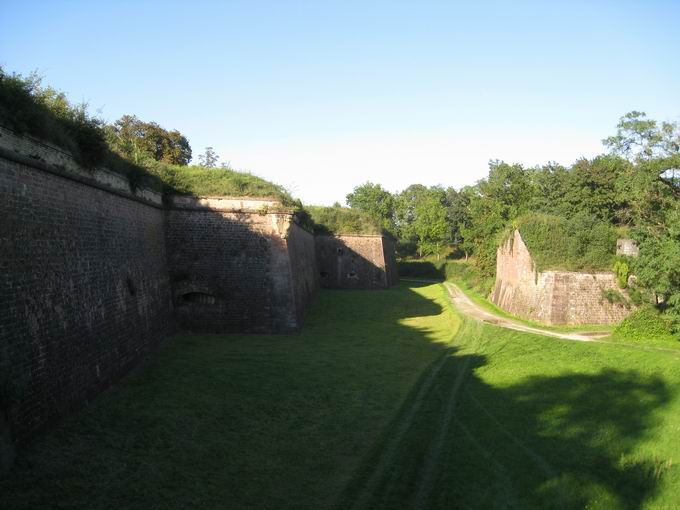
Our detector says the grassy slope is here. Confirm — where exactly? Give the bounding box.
[154,164,294,203]
[2,283,679,509]
[305,206,383,235]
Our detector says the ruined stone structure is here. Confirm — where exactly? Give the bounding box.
[0,127,395,473]
[315,234,398,289]
[491,230,632,325]
[616,239,640,258]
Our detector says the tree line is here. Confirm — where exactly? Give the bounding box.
[344,112,680,330]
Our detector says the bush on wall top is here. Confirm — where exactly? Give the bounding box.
[511,212,617,272]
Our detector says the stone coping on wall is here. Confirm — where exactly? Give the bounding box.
[316,233,389,239]
[165,194,291,213]
[0,125,163,206]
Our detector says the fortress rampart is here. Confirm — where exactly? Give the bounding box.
[0,127,396,473]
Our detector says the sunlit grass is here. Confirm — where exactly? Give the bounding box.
[2,283,679,509]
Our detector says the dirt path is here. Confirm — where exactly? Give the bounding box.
[442,282,609,342]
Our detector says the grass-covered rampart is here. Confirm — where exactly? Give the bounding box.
[0,68,295,203]
[305,205,383,235]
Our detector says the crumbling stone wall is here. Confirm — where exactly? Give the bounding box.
[315,235,398,289]
[0,138,172,463]
[491,230,632,325]
[165,196,317,333]
[616,239,640,257]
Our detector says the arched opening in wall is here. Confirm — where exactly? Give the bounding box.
[180,292,216,305]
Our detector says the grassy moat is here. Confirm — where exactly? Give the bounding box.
[2,282,679,509]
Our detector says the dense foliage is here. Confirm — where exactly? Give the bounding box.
[305,205,383,235]
[105,115,192,166]
[345,112,680,333]
[512,213,617,272]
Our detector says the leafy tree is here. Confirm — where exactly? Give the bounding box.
[105,115,192,166]
[393,184,429,242]
[444,186,471,246]
[346,182,395,232]
[198,146,219,168]
[562,155,632,224]
[412,192,449,258]
[604,111,680,162]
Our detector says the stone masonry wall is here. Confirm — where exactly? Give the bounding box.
[491,230,632,325]
[315,235,398,289]
[0,147,172,461]
[165,196,317,333]
[286,223,319,326]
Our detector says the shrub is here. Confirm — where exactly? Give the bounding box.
[613,305,677,343]
[601,288,631,308]
[613,258,630,288]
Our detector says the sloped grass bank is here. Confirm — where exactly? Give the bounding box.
[2,283,679,509]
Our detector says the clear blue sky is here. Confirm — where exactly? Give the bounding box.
[2,1,679,204]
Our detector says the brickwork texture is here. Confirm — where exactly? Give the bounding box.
[491,230,633,325]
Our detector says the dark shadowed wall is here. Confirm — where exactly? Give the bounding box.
[0,147,172,457]
[165,196,317,334]
[315,235,398,289]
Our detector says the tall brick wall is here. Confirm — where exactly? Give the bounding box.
[315,235,398,289]
[165,196,317,333]
[491,230,632,325]
[0,148,172,460]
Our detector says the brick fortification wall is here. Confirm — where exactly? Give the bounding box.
[165,196,318,333]
[315,235,399,289]
[0,130,172,467]
[491,230,632,325]
[0,127,393,472]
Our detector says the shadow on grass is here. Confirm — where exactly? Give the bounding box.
[0,282,675,510]
[397,261,446,281]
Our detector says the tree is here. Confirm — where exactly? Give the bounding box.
[346,182,395,232]
[444,186,471,246]
[562,155,632,224]
[198,146,219,168]
[412,193,449,258]
[105,115,192,165]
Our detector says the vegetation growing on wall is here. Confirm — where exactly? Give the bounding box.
[0,68,298,203]
[152,163,294,203]
[306,205,383,236]
[0,68,166,191]
[510,213,617,272]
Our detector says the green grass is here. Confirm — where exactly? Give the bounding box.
[611,306,679,349]
[399,259,615,334]
[152,163,295,203]
[2,284,679,509]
